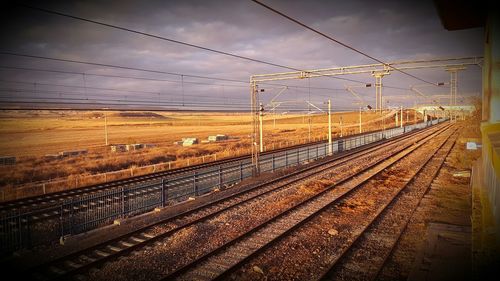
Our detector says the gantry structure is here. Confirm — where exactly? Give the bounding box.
[250,56,482,173]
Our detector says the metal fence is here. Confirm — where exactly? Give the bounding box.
[0,118,444,254]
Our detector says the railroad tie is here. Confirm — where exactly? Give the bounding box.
[130,236,146,243]
[64,260,82,269]
[120,241,134,247]
[48,266,66,275]
[79,254,96,263]
[94,250,110,257]
[142,232,155,239]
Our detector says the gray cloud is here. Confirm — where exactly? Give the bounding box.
[0,0,483,110]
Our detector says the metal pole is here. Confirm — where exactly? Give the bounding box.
[104,111,108,146]
[308,115,311,142]
[328,99,332,155]
[359,107,362,133]
[273,108,276,129]
[340,116,343,137]
[259,103,264,153]
[400,106,403,128]
[382,109,386,137]
[251,81,260,175]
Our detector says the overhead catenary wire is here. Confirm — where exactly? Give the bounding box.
[16,4,369,85]
[0,65,355,92]
[0,86,249,102]
[0,79,347,102]
[0,52,249,84]
[250,0,438,86]
[0,96,337,112]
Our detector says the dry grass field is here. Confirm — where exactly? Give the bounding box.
[0,109,414,201]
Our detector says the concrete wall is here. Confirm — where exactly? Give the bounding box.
[481,11,500,239]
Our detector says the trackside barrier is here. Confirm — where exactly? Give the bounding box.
[0,119,447,254]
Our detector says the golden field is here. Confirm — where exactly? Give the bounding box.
[0,109,410,201]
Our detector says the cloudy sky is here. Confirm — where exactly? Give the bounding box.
[0,0,484,111]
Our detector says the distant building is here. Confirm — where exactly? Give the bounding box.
[0,156,16,165]
[208,134,228,142]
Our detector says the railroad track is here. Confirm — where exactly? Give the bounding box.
[1,124,434,225]
[0,139,328,213]
[316,128,459,281]
[24,123,448,281]
[159,124,455,281]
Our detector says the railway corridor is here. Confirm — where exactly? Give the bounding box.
[15,122,466,281]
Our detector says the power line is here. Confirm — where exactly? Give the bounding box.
[18,4,368,85]
[0,52,251,84]
[250,0,438,86]
[0,96,336,112]
[0,65,249,87]
[0,80,250,100]
[0,65,352,92]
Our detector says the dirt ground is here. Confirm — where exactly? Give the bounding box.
[378,117,482,281]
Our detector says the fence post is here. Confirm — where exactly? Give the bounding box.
[239,162,243,181]
[218,165,222,188]
[69,198,74,235]
[193,171,197,196]
[161,178,165,207]
[272,154,275,172]
[285,151,288,167]
[297,149,299,165]
[18,210,23,249]
[121,187,125,217]
[59,204,64,243]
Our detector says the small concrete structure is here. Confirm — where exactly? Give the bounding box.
[182,138,198,146]
[112,143,155,152]
[208,134,228,142]
[59,150,88,157]
[110,144,127,152]
[0,156,16,165]
[126,144,144,151]
[44,154,61,160]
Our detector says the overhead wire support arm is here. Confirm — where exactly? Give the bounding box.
[250,0,465,87]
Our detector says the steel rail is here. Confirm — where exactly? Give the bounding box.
[25,123,447,281]
[160,124,452,280]
[318,128,459,280]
